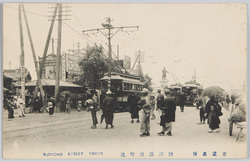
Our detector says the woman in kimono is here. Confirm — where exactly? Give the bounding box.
[7,97,15,119]
[128,92,141,123]
[102,91,117,129]
[205,95,223,133]
[85,94,98,129]
[158,89,176,136]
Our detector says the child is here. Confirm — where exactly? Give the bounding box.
[199,105,205,124]
[77,100,82,112]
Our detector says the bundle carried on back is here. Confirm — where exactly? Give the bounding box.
[229,96,246,122]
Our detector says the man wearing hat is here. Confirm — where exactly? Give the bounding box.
[156,89,164,121]
[138,88,152,137]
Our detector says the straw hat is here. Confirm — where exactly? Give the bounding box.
[142,88,149,94]
[106,90,112,95]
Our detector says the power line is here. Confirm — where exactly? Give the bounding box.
[5,5,48,18]
[82,17,139,92]
[71,12,84,28]
[63,22,94,44]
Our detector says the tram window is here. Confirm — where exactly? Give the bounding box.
[192,89,197,93]
[134,85,137,90]
[137,85,140,90]
[129,84,133,90]
[124,83,129,90]
[111,82,122,92]
[134,85,142,91]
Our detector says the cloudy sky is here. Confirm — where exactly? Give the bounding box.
[3,3,247,91]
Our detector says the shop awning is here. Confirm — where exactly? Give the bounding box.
[15,79,82,88]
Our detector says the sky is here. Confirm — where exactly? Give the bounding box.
[3,3,247,91]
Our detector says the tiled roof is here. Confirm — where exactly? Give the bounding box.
[3,68,31,80]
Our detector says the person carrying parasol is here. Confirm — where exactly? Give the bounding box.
[205,95,223,133]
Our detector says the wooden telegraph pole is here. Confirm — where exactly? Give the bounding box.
[18,4,25,102]
[54,3,63,112]
[32,4,59,112]
[21,4,45,112]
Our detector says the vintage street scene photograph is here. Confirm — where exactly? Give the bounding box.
[2,3,247,159]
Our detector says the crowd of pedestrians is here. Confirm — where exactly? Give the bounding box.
[5,87,244,138]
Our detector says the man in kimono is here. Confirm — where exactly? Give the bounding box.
[179,92,186,112]
[138,88,152,137]
[16,96,25,117]
[156,89,164,122]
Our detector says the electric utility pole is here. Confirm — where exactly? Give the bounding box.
[21,4,45,112]
[32,3,59,112]
[54,3,62,112]
[54,3,71,112]
[18,4,25,102]
[132,50,144,76]
[82,17,139,92]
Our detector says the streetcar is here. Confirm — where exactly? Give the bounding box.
[169,83,182,105]
[100,72,145,112]
[181,81,203,106]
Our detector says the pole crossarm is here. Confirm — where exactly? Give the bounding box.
[82,28,107,33]
[112,26,139,30]
[82,26,139,39]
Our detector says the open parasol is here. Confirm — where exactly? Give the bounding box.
[201,86,224,97]
[60,91,71,96]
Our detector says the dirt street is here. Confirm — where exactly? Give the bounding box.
[3,105,246,159]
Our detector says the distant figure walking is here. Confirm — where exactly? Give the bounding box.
[33,96,42,113]
[195,95,202,110]
[138,88,152,137]
[66,97,71,114]
[225,95,231,110]
[158,89,176,136]
[59,95,66,113]
[150,96,156,120]
[205,95,223,133]
[156,89,164,121]
[179,92,186,112]
[47,96,55,115]
[127,92,140,123]
[85,92,99,129]
[7,97,15,119]
[102,91,117,129]
[17,96,25,117]
[77,100,82,112]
